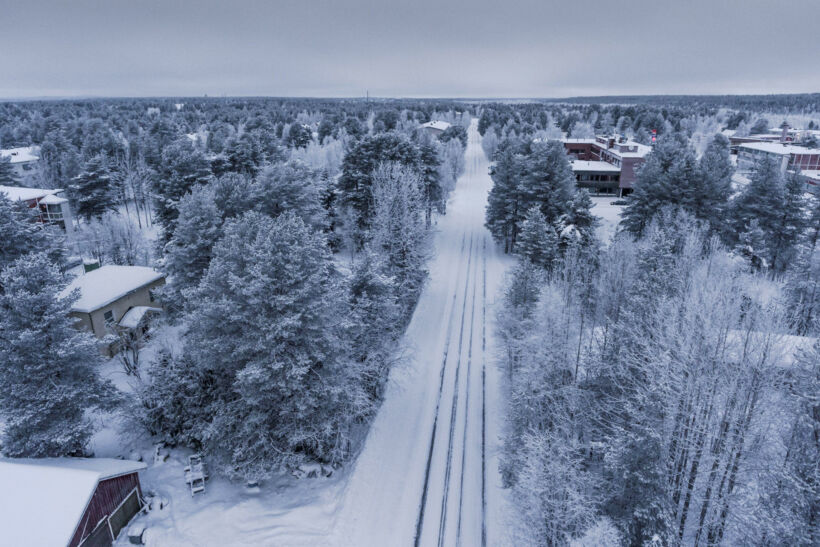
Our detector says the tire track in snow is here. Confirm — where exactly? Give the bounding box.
[481,235,488,547]
[435,231,476,547]
[454,230,480,546]
[414,233,472,547]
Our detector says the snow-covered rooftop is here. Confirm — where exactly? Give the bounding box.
[419,120,451,131]
[570,160,621,173]
[0,185,63,202]
[738,142,820,156]
[0,457,146,547]
[61,265,165,313]
[119,305,162,329]
[0,145,40,164]
[39,193,68,205]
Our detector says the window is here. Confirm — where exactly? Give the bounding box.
[104,310,115,325]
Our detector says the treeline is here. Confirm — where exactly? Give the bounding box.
[0,99,470,481]
[477,101,819,160]
[541,93,820,113]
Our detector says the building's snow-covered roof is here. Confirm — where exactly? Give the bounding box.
[0,457,146,547]
[563,138,597,144]
[739,142,820,156]
[0,185,63,202]
[119,306,162,329]
[570,160,621,173]
[39,193,68,205]
[0,145,40,164]
[419,120,451,131]
[61,265,165,313]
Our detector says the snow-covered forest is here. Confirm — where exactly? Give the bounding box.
[0,94,818,545]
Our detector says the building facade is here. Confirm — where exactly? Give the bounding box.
[736,142,820,173]
[563,136,651,196]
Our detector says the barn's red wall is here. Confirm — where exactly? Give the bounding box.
[69,473,142,547]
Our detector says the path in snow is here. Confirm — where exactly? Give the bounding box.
[328,120,515,546]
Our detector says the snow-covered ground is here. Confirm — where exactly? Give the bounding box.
[590,196,624,243]
[113,120,516,546]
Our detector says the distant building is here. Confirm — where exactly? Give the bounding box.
[563,136,652,196]
[0,185,74,233]
[0,457,146,547]
[736,142,820,173]
[61,265,165,353]
[419,120,451,138]
[0,145,40,177]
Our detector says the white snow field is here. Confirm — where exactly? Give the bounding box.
[117,120,516,546]
[327,120,515,546]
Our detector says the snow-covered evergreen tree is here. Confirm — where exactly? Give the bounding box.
[154,138,212,241]
[485,138,524,252]
[69,154,117,221]
[162,183,223,312]
[253,160,325,229]
[520,140,576,226]
[515,206,559,270]
[621,133,697,235]
[183,212,366,479]
[0,253,116,457]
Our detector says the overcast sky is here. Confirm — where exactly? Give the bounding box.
[2,0,819,99]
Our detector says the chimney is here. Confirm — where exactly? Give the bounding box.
[780,121,789,143]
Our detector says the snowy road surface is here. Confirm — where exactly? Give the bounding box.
[328,120,514,546]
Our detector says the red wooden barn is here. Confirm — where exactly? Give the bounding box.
[0,457,147,546]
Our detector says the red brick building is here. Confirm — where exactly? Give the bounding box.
[563,136,652,196]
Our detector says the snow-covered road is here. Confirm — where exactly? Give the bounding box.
[328,120,514,546]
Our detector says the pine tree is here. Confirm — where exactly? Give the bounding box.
[253,160,325,229]
[69,154,117,221]
[184,212,365,479]
[520,140,576,226]
[730,155,785,246]
[163,184,223,312]
[516,206,559,270]
[418,142,443,226]
[485,138,524,252]
[0,156,20,186]
[0,253,116,457]
[154,139,212,241]
[696,133,734,233]
[621,133,694,236]
[559,190,600,248]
